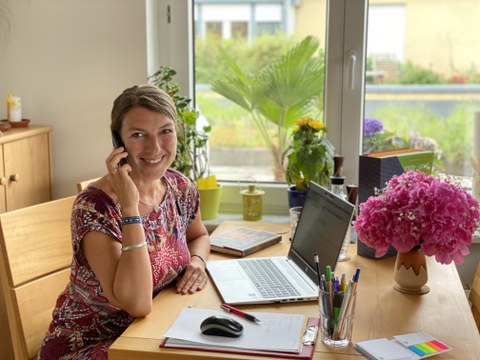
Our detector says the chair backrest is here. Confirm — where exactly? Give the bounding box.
[76,177,100,192]
[0,196,75,359]
[471,261,480,331]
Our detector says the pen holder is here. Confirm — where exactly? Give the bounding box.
[318,287,357,347]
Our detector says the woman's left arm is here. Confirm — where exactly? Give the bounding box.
[176,212,211,294]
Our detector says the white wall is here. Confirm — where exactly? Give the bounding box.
[0,0,148,198]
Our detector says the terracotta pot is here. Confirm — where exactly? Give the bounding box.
[393,246,430,295]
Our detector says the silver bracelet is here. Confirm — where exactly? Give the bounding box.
[191,254,206,264]
[121,216,142,225]
[121,241,147,252]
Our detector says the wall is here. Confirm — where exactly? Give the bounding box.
[0,0,148,198]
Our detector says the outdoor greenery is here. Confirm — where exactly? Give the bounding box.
[210,35,325,180]
[195,33,294,84]
[368,103,476,176]
[194,33,478,179]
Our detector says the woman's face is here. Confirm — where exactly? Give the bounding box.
[120,106,177,181]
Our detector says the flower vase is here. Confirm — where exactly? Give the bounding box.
[393,247,430,295]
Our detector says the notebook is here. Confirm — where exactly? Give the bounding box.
[206,181,355,305]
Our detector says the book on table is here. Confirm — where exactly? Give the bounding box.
[210,227,282,257]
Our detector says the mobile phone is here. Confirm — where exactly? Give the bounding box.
[111,130,128,166]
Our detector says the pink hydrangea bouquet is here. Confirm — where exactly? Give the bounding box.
[353,170,480,264]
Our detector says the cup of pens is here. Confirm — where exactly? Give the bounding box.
[318,266,360,347]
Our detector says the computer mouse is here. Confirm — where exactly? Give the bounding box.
[200,315,244,337]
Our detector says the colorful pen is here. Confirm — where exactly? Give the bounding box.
[220,304,261,324]
[326,265,333,314]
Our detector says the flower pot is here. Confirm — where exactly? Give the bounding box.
[199,185,222,220]
[287,185,307,208]
[393,247,429,295]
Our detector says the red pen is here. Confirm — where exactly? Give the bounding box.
[220,304,261,324]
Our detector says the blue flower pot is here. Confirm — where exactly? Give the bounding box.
[287,185,308,208]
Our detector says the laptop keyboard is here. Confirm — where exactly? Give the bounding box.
[239,258,301,299]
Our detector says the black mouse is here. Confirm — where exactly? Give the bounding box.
[200,315,244,337]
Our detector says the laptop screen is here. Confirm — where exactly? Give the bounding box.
[288,181,354,285]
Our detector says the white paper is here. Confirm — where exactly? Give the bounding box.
[163,307,305,353]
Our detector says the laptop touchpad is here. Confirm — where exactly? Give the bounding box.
[215,267,245,281]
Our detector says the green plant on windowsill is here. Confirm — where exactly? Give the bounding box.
[282,117,335,191]
[149,66,211,181]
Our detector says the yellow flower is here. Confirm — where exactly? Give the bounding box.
[294,117,326,133]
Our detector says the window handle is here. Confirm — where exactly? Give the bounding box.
[348,51,357,91]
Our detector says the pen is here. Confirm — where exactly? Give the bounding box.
[326,265,333,314]
[336,267,361,338]
[314,253,322,287]
[220,304,261,324]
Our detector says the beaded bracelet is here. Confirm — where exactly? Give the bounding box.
[191,254,206,264]
[121,216,142,225]
[121,241,147,252]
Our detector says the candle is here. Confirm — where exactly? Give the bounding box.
[7,95,22,122]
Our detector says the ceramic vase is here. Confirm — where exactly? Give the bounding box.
[393,246,430,295]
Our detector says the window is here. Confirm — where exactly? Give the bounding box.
[147,0,367,212]
[364,1,480,180]
[205,21,222,38]
[231,21,248,39]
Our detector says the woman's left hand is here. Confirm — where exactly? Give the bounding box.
[176,257,207,294]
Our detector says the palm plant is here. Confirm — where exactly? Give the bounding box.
[211,35,325,180]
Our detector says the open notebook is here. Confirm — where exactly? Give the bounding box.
[207,181,354,305]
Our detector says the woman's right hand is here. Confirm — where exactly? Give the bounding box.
[106,146,139,214]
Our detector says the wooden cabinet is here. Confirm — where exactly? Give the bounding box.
[0,125,53,360]
[0,125,53,213]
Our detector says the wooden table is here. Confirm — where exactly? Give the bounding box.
[109,221,480,359]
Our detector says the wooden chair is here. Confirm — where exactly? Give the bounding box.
[0,196,75,359]
[471,261,480,331]
[76,177,100,192]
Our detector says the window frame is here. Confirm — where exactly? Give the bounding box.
[147,0,368,214]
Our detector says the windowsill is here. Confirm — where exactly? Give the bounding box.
[202,212,289,234]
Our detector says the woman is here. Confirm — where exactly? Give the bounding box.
[38,84,211,359]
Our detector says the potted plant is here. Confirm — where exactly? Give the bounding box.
[211,35,325,181]
[282,117,335,207]
[150,66,221,220]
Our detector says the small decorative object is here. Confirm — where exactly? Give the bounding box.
[353,170,480,294]
[6,93,22,122]
[283,117,334,207]
[240,184,265,221]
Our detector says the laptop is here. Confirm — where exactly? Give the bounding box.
[206,181,355,305]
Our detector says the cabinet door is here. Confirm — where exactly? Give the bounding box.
[0,145,6,213]
[3,133,52,211]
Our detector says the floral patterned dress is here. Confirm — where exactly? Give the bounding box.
[38,169,199,360]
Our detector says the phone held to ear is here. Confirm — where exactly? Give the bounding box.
[111,131,128,166]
